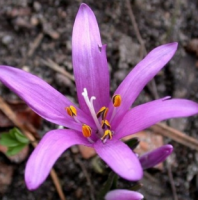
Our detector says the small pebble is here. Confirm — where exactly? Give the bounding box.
[2,35,12,45]
[34,2,42,12]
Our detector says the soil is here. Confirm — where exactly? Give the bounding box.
[0,0,198,200]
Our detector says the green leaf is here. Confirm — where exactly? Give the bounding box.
[6,143,27,156]
[91,156,106,174]
[12,128,29,144]
[111,172,118,189]
[0,128,29,155]
[0,132,19,147]
[97,171,118,200]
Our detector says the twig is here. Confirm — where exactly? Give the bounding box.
[0,96,66,200]
[41,58,74,82]
[144,171,159,184]
[125,0,146,58]
[167,165,178,200]
[151,123,198,151]
[74,156,95,200]
[125,0,159,99]
[0,97,37,146]
[50,169,66,200]
[28,33,44,57]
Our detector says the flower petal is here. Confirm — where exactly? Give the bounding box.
[139,144,173,169]
[25,129,91,190]
[94,139,143,181]
[114,98,198,139]
[72,3,110,113]
[0,65,93,130]
[108,43,178,123]
[105,189,144,200]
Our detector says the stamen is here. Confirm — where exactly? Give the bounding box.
[110,94,122,122]
[112,94,122,107]
[66,105,77,116]
[101,120,111,129]
[101,129,113,143]
[82,124,92,138]
[97,107,108,120]
[82,88,103,135]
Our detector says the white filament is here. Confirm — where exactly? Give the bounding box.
[109,107,116,123]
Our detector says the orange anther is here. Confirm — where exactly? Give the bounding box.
[97,107,109,119]
[101,120,111,129]
[112,94,121,107]
[101,129,112,141]
[66,106,77,117]
[82,124,92,138]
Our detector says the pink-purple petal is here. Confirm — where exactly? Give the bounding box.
[108,43,178,123]
[94,139,143,181]
[25,129,92,190]
[139,144,173,169]
[72,3,110,113]
[114,98,198,139]
[0,65,93,130]
[105,189,144,200]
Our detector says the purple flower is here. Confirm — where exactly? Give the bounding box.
[139,144,173,169]
[105,189,143,200]
[0,3,198,190]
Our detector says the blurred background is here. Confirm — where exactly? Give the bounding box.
[0,0,198,199]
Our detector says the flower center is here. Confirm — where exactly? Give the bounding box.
[65,88,121,143]
[82,88,104,135]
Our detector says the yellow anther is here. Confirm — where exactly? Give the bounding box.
[97,107,109,119]
[82,124,92,138]
[101,120,111,129]
[101,130,112,141]
[66,106,77,117]
[112,94,122,107]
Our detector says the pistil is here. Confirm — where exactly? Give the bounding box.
[82,88,103,136]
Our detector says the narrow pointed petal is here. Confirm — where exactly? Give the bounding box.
[72,3,109,113]
[25,129,92,190]
[94,139,143,181]
[105,189,144,200]
[0,65,93,130]
[140,144,173,169]
[114,98,198,139]
[108,43,178,122]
